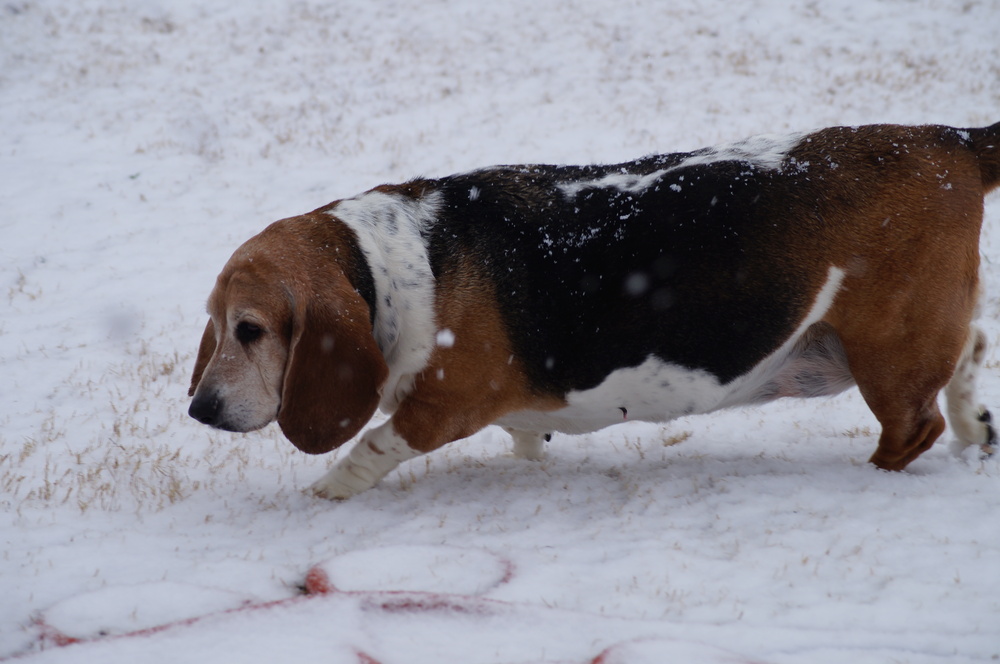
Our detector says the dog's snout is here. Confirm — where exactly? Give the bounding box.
[189,391,223,426]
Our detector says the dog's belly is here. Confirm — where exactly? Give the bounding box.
[497,266,849,437]
[496,357,727,434]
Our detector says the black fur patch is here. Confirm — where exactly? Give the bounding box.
[422,152,823,397]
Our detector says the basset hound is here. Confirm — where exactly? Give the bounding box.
[189,122,1000,500]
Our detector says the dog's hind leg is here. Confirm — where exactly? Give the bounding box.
[944,324,997,460]
[834,318,963,471]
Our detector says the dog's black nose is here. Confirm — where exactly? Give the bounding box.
[188,392,222,426]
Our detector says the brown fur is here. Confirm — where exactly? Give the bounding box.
[392,258,565,453]
[791,125,993,469]
[189,214,387,454]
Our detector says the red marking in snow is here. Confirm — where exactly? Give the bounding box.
[303,564,335,595]
[18,552,517,659]
[27,596,305,655]
[21,591,516,658]
[589,638,762,664]
[33,617,81,648]
[499,556,516,585]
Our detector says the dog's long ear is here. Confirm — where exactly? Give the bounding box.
[277,280,388,455]
[189,319,217,397]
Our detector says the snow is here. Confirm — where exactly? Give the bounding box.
[435,329,456,349]
[309,545,511,595]
[41,582,256,642]
[2,0,999,661]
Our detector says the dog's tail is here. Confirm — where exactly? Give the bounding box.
[967,121,1000,193]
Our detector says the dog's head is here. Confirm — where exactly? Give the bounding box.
[188,216,387,454]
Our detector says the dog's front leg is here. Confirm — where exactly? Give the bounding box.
[309,422,420,500]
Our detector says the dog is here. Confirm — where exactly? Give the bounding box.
[189,122,1000,499]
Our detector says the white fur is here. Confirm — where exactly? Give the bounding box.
[559,169,667,199]
[497,359,726,435]
[558,132,806,199]
[328,190,441,413]
[681,132,806,171]
[945,323,994,457]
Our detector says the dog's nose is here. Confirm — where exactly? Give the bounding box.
[188,391,222,426]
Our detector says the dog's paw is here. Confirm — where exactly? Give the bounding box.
[307,480,354,501]
[308,466,372,501]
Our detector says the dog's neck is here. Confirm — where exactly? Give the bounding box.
[325,188,442,412]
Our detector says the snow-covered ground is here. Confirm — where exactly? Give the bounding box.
[2,0,999,661]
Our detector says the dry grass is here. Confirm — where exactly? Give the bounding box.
[842,425,875,439]
[0,336,300,516]
[662,430,693,447]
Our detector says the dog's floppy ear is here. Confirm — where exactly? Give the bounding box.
[277,281,388,455]
[189,319,217,397]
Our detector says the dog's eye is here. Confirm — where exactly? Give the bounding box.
[235,321,264,344]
